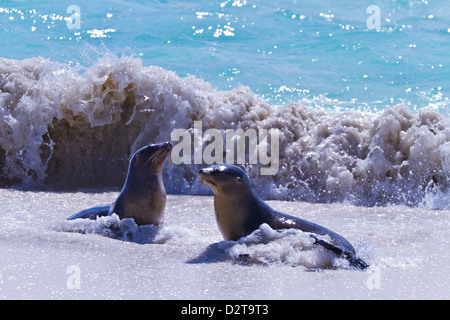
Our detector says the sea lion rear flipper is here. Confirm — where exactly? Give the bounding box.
[67,205,111,220]
[310,235,369,270]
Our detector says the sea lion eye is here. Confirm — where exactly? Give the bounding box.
[236,176,242,183]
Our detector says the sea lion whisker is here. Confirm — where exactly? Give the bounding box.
[207,180,222,196]
[145,149,167,168]
[144,151,158,168]
[199,175,222,195]
[167,152,172,168]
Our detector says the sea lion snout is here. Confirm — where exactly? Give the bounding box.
[198,167,214,184]
[198,167,213,176]
[198,165,249,197]
[147,141,172,155]
[158,141,173,161]
[198,165,229,183]
[161,141,173,151]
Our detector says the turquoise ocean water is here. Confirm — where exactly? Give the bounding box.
[1,0,449,112]
[0,0,449,206]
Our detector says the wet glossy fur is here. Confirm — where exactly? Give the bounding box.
[198,164,369,269]
[67,142,172,226]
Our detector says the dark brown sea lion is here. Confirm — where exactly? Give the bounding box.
[198,164,369,269]
[67,142,172,226]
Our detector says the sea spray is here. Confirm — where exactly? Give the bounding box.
[188,223,342,269]
[1,54,449,207]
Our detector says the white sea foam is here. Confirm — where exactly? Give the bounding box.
[0,189,448,299]
[58,213,201,245]
[60,216,352,269]
[0,54,449,207]
[189,223,343,269]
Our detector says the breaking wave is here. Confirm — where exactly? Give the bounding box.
[1,54,449,207]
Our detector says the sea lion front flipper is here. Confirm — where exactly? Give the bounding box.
[347,257,370,270]
[67,205,111,220]
[310,235,369,270]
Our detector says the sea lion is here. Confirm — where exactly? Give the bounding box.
[67,142,172,226]
[198,164,369,269]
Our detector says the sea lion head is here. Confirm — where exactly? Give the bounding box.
[198,165,261,240]
[198,164,253,197]
[131,141,173,173]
